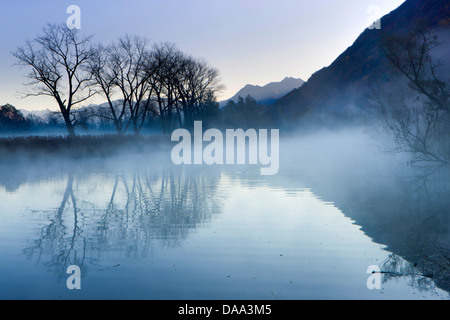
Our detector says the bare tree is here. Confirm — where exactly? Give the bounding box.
[377,27,450,166]
[13,24,96,137]
[109,35,155,135]
[176,56,224,128]
[87,44,126,134]
[380,28,449,112]
[146,43,224,133]
[148,43,186,133]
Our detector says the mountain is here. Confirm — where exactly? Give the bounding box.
[221,77,304,106]
[20,109,53,119]
[276,0,450,125]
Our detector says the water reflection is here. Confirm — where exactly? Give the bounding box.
[0,142,448,299]
[279,135,450,293]
[20,164,223,283]
[348,168,450,293]
[22,173,89,283]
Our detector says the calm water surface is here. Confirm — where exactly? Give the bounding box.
[0,132,448,300]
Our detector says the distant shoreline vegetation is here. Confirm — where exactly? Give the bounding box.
[0,134,170,160]
[0,94,280,138]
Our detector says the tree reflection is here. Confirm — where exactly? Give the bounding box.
[318,165,450,292]
[274,155,450,293]
[380,253,436,292]
[389,167,450,291]
[23,172,90,281]
[23,165,222,280]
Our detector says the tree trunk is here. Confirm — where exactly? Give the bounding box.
[62,111,76,137]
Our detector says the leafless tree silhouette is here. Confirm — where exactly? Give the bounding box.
[377,27,450,166]
[13,24,96,137]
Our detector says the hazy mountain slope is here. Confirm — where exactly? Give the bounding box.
[222,77,304,106]
[276,0,450,125]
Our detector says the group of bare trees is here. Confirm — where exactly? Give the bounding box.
[13,24,224,137]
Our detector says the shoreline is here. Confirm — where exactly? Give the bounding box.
[0,134,172,160]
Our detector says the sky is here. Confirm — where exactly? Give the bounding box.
[0,0,405,111]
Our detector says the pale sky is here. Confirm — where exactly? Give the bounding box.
[0,0,405,111]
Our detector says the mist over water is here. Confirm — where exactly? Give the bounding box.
[0,127,448,299]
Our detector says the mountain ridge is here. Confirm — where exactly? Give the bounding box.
[276,0,450,124]
[221,76,304,106]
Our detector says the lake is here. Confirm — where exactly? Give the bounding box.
[0,129,448,300]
